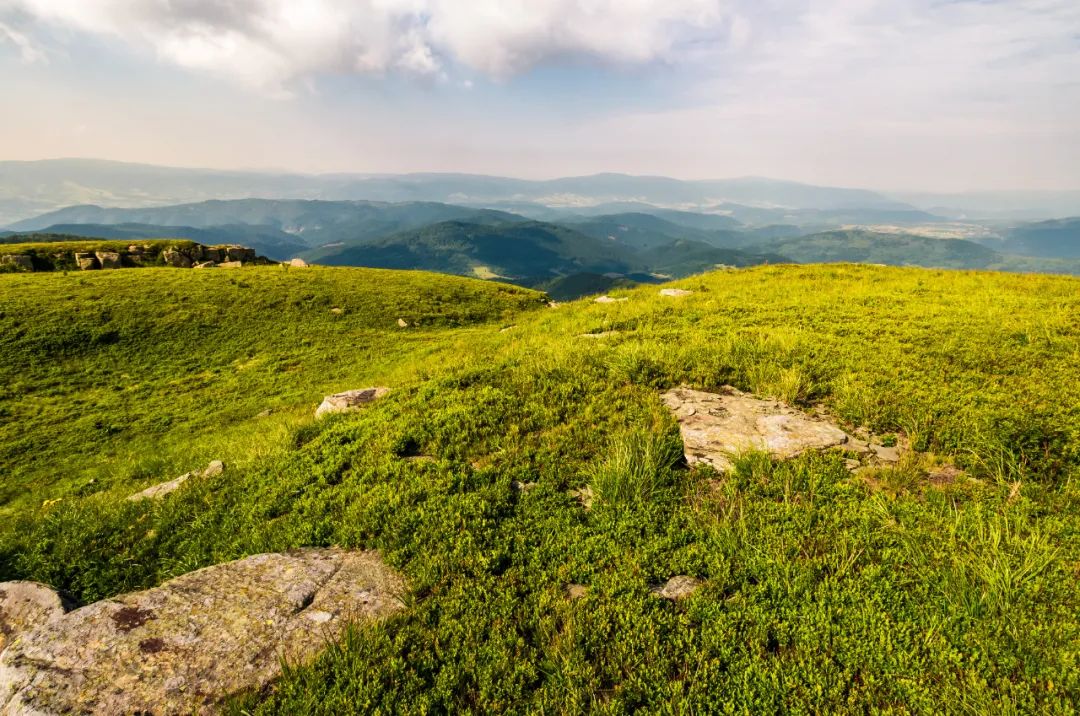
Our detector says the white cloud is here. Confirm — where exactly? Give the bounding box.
[0,19,45,63]
[1,0,731,91]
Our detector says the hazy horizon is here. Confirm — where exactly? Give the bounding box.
[2,1,1078,193]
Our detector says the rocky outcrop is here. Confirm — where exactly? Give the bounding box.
[0,582,69,653]
[315,388,389,419]
[0,549,404,716]
[662,387,852,472]
[162,248,192,268]
[74,252,99,270]
[0,255,32,272]
[127,460,224,502]
[94,251,121,269]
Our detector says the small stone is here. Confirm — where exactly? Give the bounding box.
[126,461,224,502]
[927,465,964,485]
[315,387,389,419]
[871,444,900,463]
[577,331,619,339]
[569,485,594,510]
[330,307,344,314]
[193,261,217,269]
[594,295,627,304]
[652,576,702,601]
[511,481,538,492]
[500,325,516,333]
[659,288,693,297]
[202,460,224,478]
[566,584,589,600]
[217,260,243,269]
[843,458,862,472]
[397,318,408,328]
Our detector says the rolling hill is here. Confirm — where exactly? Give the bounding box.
[1,263,1077,712]
[999,217,1080,258]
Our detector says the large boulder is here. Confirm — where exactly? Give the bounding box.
[225,246,255,262]
[0,255,32,272]
[0,582,69,654]
[74,252,99,271]
[288,258,308,268]
[315,387,389,419]
[202,247,223,263]
[0,549,404,715]
[162,248,192,268]
[94,251,121,270]
[661,386,851,472]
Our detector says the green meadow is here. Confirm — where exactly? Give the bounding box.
[1,264,1078,713]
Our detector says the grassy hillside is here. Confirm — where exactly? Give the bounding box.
[1001,217,1080,259]
[759,229,1080,274]
[1,264,1078,713]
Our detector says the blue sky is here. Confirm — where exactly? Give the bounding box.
[0,0,1078,191]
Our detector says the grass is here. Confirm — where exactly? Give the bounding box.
[1,263,1078,713]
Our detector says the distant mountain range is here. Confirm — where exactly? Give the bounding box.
[5,158,1078,229]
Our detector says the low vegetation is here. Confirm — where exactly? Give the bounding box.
[1,263,1078,713]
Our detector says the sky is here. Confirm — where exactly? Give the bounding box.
[0,0,1078,192]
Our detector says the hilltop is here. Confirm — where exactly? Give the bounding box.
[1,263,1077,712]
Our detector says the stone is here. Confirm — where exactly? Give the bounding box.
[0,582,68,654]
[577,331,619,339]
[927,465,964,486]
[870,444,901,463]
[843,458,862,472]
[315,387,389,419]
[568,485,594,510]
[192,261,216,269]
[661,386,852,473]
[397,318,409,328]
[500,325,516,333]
[652,576,702,601]
[94,251,121,270]
[330,307,344,315]
[659,288,693,297]
[0,549,404,716]
[202,248,223,263]
[127,460,225,502]
[511,481,538,492]
[217,260,243,269]
[0,255,32,272]
[74,253,99,271]
[162,249,192,268]
[566,584,589,600]
[594,295,627,304]
[288,258,308,267]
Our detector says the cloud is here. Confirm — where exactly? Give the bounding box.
[1,0,732,92]
[0,19,45,63]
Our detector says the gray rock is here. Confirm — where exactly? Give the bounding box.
[871,444,901,463]
[594,295,626,304]
[94,251,121,270]
[397,318,409,328]
[127,460,225,502]
[217,260,243,269]
[192,261,217,269]
[225,245,255,262]
[74,253,99,271]
[288,258,308,267]
[566,584,589,600]
[0,255,32,272]
[577,331,619,339]
[659,288,693,297]
[202,248,223,263]
[315,387,389,419]
[652,576,702,601]
[0,582,68,654]
[0,549,404,716]
[661,386,852,472]
[162,249,191,268]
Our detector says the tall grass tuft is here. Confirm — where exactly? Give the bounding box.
[588,428,685,506]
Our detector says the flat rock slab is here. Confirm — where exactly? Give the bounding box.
[659,288,693,297]
[652,576,703,601]
[127,460,224,502]
[593,295,627,304]
[0,582,69,654]
[315,387,389,419]
[0,549,404,716]
[662,386,851,472]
